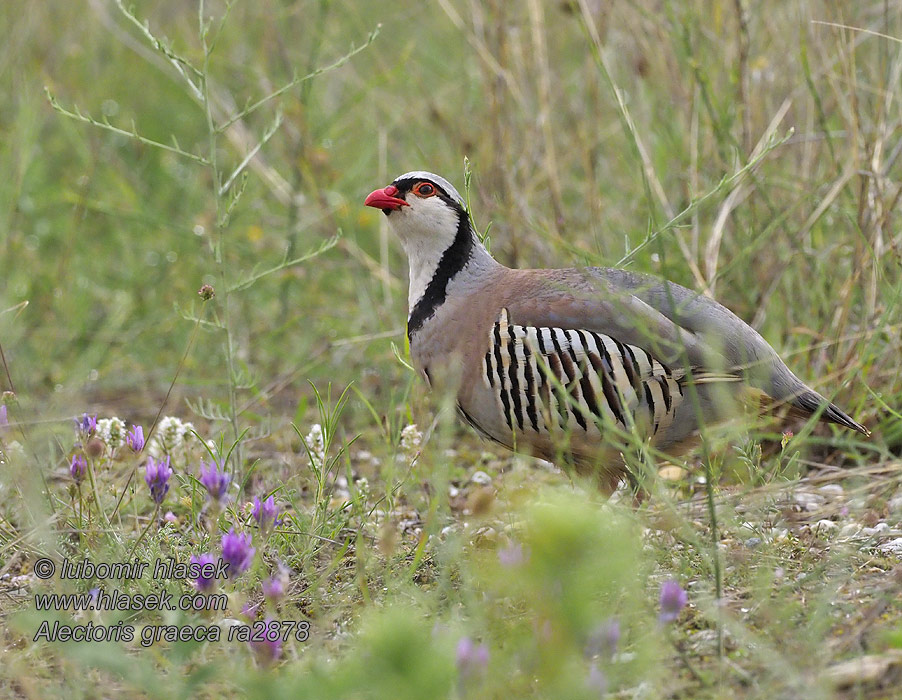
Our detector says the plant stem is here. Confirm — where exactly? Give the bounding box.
[199,0,242,465]
[87,456,111,531]
[128,503,161,560]
[702,447,724,658]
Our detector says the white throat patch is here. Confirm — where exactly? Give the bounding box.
[388,197,462,311]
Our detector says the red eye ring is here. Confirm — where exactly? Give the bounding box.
[413,182,436,197]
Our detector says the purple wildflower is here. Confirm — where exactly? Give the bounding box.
[262,576,284,605]
[144,456,173,505]
[586,617,620,660]
[221,528,255,577]
[586,663,608,695]
[249,618,282,667]
[76,413,97,436]
[659,579,688,624]
[497,541,527,567]
[252,495,280,534]
[126,425,145,452]
[70,454,87,482]
[455,636,489,679]
[199,460,231,505]
[0,404,8,429]
[190,553,218,593]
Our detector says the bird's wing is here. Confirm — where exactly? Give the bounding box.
[495,267,867,435]
[480,307,689,440]
[499,268,717,370]
[590,267,868,433]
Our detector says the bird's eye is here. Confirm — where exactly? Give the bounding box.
[413,183,435,197]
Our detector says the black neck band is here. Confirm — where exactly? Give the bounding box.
[407,211,474,339]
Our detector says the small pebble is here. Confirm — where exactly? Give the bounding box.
[862,522,890,537]
[813,519,838,537]
[878,538,902,556]
[744,537,762,548]
[794,492,825,511]
[470,470,492,486]
[819,484,844,496]
[839,523,862,539]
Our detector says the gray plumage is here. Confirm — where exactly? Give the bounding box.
[364,171,868,492]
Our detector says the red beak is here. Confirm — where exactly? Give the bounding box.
[364,185,409,211]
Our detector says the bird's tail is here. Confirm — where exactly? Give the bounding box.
[697,375,871,436]
[787,388,870,436]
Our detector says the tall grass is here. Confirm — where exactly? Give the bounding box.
[0,1,900,698]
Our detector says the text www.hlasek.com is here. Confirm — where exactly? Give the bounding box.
[34,588,228,613]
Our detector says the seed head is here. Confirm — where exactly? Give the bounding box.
[85,438,105,459]
[198,284,215,300]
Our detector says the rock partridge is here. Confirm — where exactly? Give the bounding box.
[364,171,868,492]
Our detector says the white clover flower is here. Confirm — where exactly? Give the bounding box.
[305,423,326,469]
[147,416,201,466]
[399,424,422,459]
[95,417,127,453]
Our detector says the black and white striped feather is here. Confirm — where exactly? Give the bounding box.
[482,308,686,440]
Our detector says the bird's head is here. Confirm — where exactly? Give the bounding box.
[364,171,470,253]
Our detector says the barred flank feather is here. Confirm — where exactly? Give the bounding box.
[481,308,684,440]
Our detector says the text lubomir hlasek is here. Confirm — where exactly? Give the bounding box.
[56,557,229,580]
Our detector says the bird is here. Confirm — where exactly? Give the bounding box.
[364,171,869,493]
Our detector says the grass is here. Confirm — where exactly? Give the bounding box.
[1,0,901,697]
